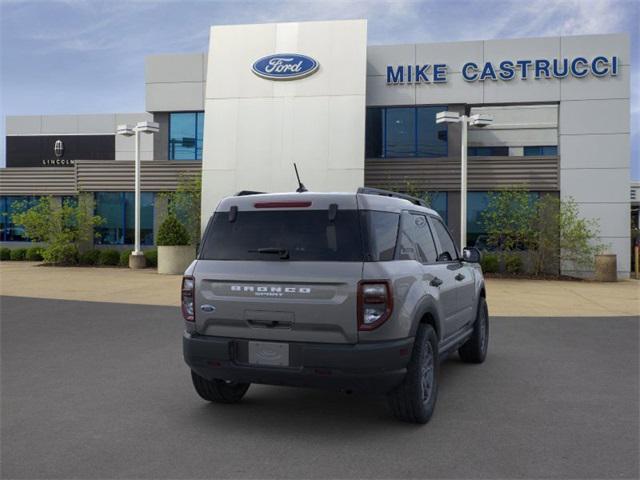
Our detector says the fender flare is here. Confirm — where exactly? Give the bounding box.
[409,295,443,340]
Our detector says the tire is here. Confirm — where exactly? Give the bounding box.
[191,371,250,404]
[387,324,439,424]
[458,296,489,364]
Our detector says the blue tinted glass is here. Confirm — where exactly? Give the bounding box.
[124,192,154,245]
[169,112,203,160]
[385,108,415,157]
[95,192,154,245]
[417,107,447,157]
[541,146,557,156]
[428,192,448,223]
[196,112,204,160]
[467,192,490,247]
[365,108,383,158]
[3,196,39,241]
[95,192,124,245]
[523,146,541,156]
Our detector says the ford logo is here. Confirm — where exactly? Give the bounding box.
[252,53,319,81]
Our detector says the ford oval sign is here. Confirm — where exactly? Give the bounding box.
[252,53,319,81]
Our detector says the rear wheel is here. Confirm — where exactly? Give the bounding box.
[387,324,439,424]
[458,297,489,363]
[191,371,250,404]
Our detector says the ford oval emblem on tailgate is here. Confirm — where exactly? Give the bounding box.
[200,304,216,312]
[252,53,319,80]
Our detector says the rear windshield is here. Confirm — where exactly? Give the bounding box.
[199,209,401,262]
[199,210,364,261]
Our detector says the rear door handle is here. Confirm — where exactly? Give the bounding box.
[430,277,443,287]
[455,273,465,281]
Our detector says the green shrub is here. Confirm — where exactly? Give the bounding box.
[0,248,10,261]
[10,248,27,261]
[119,250,133,267]
[504,253,523,275]
[42,244,79,265]
[157,214,190,246]
[144,249,158,267]
[26,246,43,261]
[98,249,120,266]
[79,249,101,265]
[480,253,499,273]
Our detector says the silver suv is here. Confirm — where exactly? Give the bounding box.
[182,188,488,424]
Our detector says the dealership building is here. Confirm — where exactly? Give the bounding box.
[0,20,632,277]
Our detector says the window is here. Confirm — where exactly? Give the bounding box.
[95,192,154,245]
[524,146,558,156]
[169,112,204,160]
[366,106,448,158]
[361,211,399,261]
[467,191,541,248]
[468,146,509,156]
[0,196,40,242]
[427,192,448,224]
[200,210,363,262]
[397,213,438,263]
[431,217,458,261]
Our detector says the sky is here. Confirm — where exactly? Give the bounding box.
[1,0,638,177]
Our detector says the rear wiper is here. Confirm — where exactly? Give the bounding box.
[248,247,290,259]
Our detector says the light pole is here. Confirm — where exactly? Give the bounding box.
[436,111,492,249]
[116,121,159,268]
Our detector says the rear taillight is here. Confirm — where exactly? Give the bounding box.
[358,280,393,331]
[181,276,195,322]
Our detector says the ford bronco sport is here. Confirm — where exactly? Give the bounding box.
[182,188,488,424]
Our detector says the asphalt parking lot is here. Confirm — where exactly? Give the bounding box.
[1,296,638,479]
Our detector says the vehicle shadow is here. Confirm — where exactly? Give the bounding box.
[183,356,474,436]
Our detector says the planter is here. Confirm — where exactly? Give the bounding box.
[594,254,617,282]
[157,245,195,275]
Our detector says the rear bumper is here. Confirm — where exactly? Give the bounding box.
[183,333,414,394]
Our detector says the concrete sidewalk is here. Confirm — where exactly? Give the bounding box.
[0,261,638,317]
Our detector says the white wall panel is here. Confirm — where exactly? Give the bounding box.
[560,168,629,203]
[414,73,483,104]
[561,66,630,101]
[201,20,367,225]
[560,99,629,135]
[560,33,630,64]
[146,82,205,112]
[415,40,483,73]
[560,134,629,169]
[366,44,415,77]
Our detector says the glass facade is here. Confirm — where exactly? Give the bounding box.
[467,191,540,248]
[524,145,558,156]
[468,146,509,156]
[94,192,154,245]
[0,196,39,242]
[366,107,448,158]
[427,192,448,223]
[168,112,204,160]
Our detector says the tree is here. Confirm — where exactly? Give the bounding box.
[161,174,201,245]
[480,187,535,252]
[557,197,606,271]
[11,195,103,265]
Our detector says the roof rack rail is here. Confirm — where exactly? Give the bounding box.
[356,187,427,207]
[235,190,266,196]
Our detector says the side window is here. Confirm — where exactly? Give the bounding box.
[431,217,458,262]
[396,213,438,263]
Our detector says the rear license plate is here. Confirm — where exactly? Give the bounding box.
[248,341,290,367]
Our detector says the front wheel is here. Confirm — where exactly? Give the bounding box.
[191,371,250,404]
[387,324,439,424]
[458,297,489,363]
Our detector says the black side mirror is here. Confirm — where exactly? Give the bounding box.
[462,247,481,263]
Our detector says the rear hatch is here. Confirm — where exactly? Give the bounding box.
[194,194,363,344]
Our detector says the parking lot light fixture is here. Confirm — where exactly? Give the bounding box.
[436,111,493,249]
[116,121,159,268]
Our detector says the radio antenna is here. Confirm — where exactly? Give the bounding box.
[294,163,308,193]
